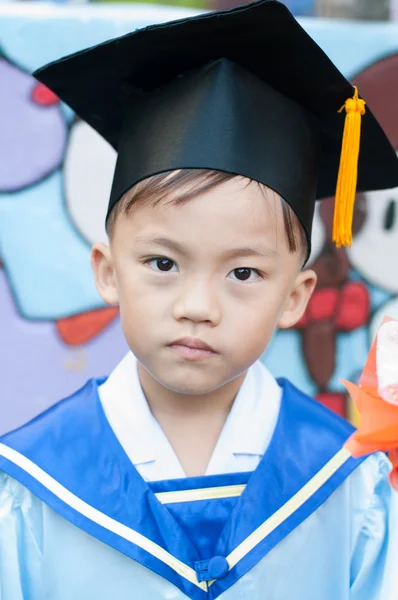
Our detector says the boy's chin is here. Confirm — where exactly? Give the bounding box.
[156,372,227,396]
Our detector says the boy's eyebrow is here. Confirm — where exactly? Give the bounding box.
[135,235,278,259]
[135,235,189,255]
[222,246,279,260]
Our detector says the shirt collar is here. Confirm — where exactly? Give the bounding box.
[99,352,281,471]
[98,352,159,465]
[206,359,281,471]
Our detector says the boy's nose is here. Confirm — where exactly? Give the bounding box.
[172,280,221,325]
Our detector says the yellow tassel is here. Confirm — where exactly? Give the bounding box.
[333,86,366,248]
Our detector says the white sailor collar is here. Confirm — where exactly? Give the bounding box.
[98,352,282,479]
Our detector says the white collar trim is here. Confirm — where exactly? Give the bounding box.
[99,352,281,474]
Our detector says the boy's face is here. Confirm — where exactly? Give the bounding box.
[92,177,316,395]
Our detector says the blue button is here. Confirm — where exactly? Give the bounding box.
[207,556,229,580]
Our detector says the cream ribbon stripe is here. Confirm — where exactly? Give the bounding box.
[155,485,246,504]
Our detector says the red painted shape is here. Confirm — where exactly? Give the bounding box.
[31,82,59,106]
[335,282,370,331]
[316,392,346,417]
[295,313,308,328]
[56,306,119,346]
[307,288,338,322]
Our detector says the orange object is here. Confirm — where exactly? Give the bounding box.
[56,306,119,346]
[343,316,398,489]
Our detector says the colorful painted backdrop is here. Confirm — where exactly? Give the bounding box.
[1,3,398,435]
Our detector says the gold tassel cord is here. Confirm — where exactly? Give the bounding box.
[333,87,366,248]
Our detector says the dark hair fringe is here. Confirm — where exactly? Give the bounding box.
[106,169,307,257]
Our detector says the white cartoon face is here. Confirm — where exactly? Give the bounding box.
[64,120,117,246]
[348,184,398,293]
[306,202,325,267]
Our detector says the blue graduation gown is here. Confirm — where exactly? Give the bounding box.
[0,378,393,600]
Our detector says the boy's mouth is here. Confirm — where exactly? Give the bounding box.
[168,337,217,360]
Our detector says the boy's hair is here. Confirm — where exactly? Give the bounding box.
[106,169,308,258]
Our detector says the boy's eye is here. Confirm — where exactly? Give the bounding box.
[147,257,177,272]
[229,268,261,282]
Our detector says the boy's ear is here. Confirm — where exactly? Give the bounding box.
[277,269,317,329]
[91,243,119,306]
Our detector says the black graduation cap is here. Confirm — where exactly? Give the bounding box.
[33,0,398,249]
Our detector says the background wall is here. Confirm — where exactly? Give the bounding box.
[1,3,398,434]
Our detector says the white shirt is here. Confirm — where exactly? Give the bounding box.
[98,352,282,481]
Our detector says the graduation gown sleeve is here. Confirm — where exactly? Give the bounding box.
[350,454,393,600]
[0,472,43,600]
[380,487,398,600]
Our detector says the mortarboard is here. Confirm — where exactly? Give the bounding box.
[33,0,398,250]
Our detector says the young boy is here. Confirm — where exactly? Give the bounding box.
[0,1,397,599]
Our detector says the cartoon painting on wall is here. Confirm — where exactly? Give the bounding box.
[0,45,127,435]
[1,4,398,434]
[266,49,398,422]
